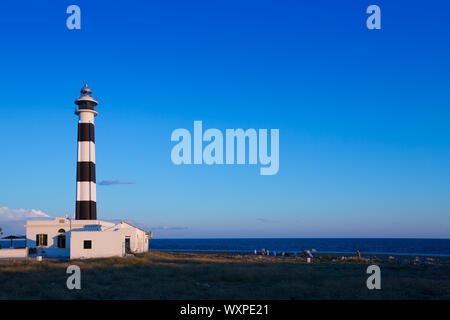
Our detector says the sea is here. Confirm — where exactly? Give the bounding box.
[149,238,450,257]
[2,238,449,257]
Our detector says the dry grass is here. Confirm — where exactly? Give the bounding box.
[0,251,449,299]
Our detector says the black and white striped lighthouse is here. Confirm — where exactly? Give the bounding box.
[74,84,98,220]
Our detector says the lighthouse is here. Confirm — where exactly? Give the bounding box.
[74,84,98,220]
[17,84,152,260]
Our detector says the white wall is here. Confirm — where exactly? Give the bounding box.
[26,223,70,258]
[112,222,149,254]
[25,218,115,258]
[70,223,149,259]
[0,248,28,258]
[70,230,124,259]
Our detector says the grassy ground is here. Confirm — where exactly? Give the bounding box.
[0,251,449,299]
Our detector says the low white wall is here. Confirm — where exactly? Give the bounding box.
[0,248,28,258]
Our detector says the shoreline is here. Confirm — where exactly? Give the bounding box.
[151,248,450,258]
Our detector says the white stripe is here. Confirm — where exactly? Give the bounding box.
[77,141,96,163]
[78,113,95,124]
[76,182,97,201]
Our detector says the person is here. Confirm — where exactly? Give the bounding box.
[356,250,361,259]
[305,250,313,263]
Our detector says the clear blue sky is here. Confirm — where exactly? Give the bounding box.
[0,1,449,238]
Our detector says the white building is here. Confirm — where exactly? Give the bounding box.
[25,217,150,259]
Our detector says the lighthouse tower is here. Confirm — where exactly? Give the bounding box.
[75,84,98,220]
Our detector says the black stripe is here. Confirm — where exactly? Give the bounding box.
[76,162,96,182]
[76,201,97,220]
[77,101,96,110]
[78,123,95,142]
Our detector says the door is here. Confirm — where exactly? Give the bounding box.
[125,237,131,253]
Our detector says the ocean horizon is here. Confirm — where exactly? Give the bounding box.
[148,238,450,257]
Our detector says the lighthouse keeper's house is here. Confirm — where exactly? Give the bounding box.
[25,217,150,259]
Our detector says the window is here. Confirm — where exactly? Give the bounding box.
[83,240,92,249]
[57,234,66,248]
[36,234,48,246]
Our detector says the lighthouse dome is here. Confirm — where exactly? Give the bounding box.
[80,83,92,95]
[75,83,98,108]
